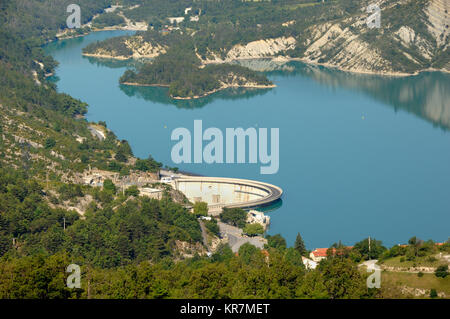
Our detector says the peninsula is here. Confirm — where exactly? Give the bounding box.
[118,47,275,99]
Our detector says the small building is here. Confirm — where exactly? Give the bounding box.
[247,210,270,230]
[302,256,318,270]
[309,248,329,262]
[310,246,354,262]
[167,17,185,24]
[140,187,163,200]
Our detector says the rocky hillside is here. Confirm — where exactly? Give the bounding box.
[293,0,449,75]
[83,34,168,60]
[84,0,448,75]
[199,36,297,64]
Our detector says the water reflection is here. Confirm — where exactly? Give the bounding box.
[119,84,273,109]
[83,56,148,69]
[257,199,284,214]
[82,49,450,127]
[265,62,450,131]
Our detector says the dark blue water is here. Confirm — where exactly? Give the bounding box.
[45,30,450,249]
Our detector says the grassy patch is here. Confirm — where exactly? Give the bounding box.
[380,255,448,268]
[381,272,450,298]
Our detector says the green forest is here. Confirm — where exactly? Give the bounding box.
[118,39,273,99]
[0,0,449,300]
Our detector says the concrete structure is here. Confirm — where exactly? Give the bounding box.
[218,221,267,253]
[247,210,270,230]
[172,176,283,214]
[139,187,163,200]
[167,17,185,24]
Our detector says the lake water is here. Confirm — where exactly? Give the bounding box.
[45,30,450,249]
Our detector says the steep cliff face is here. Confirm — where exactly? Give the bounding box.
[83,35,167,60]
[425,0,449,48]
[82,0,448,74]
[300,21,394,74]
[295,0,449,75]
[200,36,297,64]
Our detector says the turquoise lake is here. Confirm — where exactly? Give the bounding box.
[45,30,450,249]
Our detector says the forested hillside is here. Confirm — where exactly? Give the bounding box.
[86,0,449,75]
[119,42,274,99]
[0,0,449,300]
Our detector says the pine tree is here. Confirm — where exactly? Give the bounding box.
[294,233,307,256]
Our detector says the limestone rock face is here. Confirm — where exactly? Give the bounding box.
[200,36,297,64]
[83,0,449,74]
[425,0,450,48]
[396,26,416,46]
[226,36,297,60]
[294,0,449,75]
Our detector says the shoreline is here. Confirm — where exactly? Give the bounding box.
[51,26,449,78]
[82,46,449,78]
[121,82,276,100]
[82,52,133,60]
[289,57,450,77]
[82,52,157,60]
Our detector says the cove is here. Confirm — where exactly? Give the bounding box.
[44,30,450,249]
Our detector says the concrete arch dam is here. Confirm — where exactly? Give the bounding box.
[174,176,283,213]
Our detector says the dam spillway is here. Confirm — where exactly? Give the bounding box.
[173,176,283,213]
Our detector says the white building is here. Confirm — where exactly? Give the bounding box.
[168,17,185,24]
[302,256,318,270]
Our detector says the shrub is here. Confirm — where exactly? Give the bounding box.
[103,179,116,194]
[219,208,247,228]
[243,223,264,237]
[426,256,437,263]
[114,150,127,163]
[266,234,287,250]
[193,202,208,217]
[430,289,438,298]
[238,242,259,265]
[125,185,140,197]
[44,138,56,149]
[205,219,220,236]
[417,272,424,278]
[435,265,449,278]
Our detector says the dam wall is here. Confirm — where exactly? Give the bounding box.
[174,176,283,213]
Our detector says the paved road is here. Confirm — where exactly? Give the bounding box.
[218,221,266,253]
[198,220,209,250]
